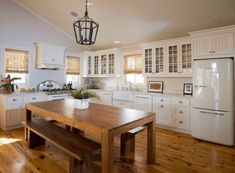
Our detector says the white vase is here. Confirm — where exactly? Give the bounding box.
[74,99,89,109]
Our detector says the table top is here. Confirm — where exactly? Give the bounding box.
[26,99,155,133]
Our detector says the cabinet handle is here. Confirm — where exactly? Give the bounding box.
[160,105,164,108]
[179,120,183,124]
[32,97,36,100]
[160,99,164,102]
[179,111,183,114]
[136,96,149,99]
[179,101,183,104]
[51,58,55,61]
[13,99,17,101]
[101,93,110,96]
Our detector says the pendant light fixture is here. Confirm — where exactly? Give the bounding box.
[73,0,99,45]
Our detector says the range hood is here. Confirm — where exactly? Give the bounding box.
[34,43,66,70]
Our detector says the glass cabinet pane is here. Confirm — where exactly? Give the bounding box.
[181,44,192,73]
[168,45,178,73]
[101,55,107,74]
[144,49,152,73]
[94,56,99,75]
[108,54,114,74]
[155,47,164,73]
[88,56,92,75]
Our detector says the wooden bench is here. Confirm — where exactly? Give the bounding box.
[25,119,101,173]
[121,126,146,159]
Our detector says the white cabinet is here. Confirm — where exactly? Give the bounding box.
[82,48,120,77]
[113,99,133,109]
[191,29,234,59]
[93,91,112,106]
[133,94,152,112]
[143,37,192,77]
[0,93,46,130]
[172,97,191,131]
[35,43,66,69]
[153,96,172,126]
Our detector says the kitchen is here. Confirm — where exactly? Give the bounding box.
[0,0,235,173]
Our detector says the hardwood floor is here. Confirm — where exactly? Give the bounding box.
[0,128,235,173]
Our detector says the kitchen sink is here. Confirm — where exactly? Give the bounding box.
[113,91,132,101]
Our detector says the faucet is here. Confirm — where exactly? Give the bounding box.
[125,81,132,91]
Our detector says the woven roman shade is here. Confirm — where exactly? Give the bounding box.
[124,54,142,74]
[66,56,80,75]
[5,48,29,73]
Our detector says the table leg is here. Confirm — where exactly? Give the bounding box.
[101,132,114,173]
[147,119,156,163]
[25,109,32,141]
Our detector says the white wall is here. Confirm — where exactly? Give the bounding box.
[0,0,85,87]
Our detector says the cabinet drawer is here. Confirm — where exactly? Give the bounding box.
[174,107,189,117]
[155,97,171,105]
[113,100,132,109]
[175,117,190,130]
[24,94,45,103]
[6,96,23,106]
[172,98,190,107]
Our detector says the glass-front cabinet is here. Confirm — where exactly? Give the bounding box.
[82,49,120,77]
[143,37,192,77]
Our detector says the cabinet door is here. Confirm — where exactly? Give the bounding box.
[6,108,25,127]
[133,95,152,112]
[96,92,112,106]
[108,53,115,74]
[193,36,212,58]
[212,32,234,57]
[181,44,192,73]
[168,45,179,73]
[172,107,190,130]
[155,47,164,73]
[87,55,93,76]
[94,55,99,75]
[101,54,107,74]
[144,49,153,73]
[155,105,172,126]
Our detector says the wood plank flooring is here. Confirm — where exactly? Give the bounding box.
[0,128,235,173]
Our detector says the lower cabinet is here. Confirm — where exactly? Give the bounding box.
[0,93,45,130]
[95,91,113,106]
[133,94,152,112]
[113,99,133,109]
[153,96,191,132]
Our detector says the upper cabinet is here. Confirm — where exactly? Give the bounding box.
[82,48,121,77]
[190,26,235,59]
[142,37,192,77]
[35,43,66,69]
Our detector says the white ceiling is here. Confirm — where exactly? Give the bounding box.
[15,0,235,50]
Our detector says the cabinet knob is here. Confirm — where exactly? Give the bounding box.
[179,111,183,114]
[179,120,183,124]
[179,101,183,104]
[13,99,17,101]
[32,97,36,100]
[160,105,164,108]
[160,99,164,102]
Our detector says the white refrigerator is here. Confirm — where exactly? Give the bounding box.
[192,58,234,146]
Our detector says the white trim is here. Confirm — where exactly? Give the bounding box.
[189,24,235,35]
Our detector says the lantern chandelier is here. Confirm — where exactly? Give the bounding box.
[73,0,99,45]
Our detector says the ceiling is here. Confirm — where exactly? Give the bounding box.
[15,0,235,50]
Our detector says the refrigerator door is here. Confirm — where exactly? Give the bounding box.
[192,108,234,146]
[192,58,233,111]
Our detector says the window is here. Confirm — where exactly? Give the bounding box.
[5,48,29,84]
[66,56,80,88]
[124,54,144,84]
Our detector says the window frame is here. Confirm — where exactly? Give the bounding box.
[1,43,31,86]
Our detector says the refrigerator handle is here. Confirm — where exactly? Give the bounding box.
[200,111,224,116]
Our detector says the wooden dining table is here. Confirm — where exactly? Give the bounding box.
[25,99,156,173]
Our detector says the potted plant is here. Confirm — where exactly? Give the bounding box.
[0,74,21,94]
[70,88,98,109]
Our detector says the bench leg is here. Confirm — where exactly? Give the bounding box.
[28,130,45,149]
[121,132,135,160]
[69,155,93,173]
